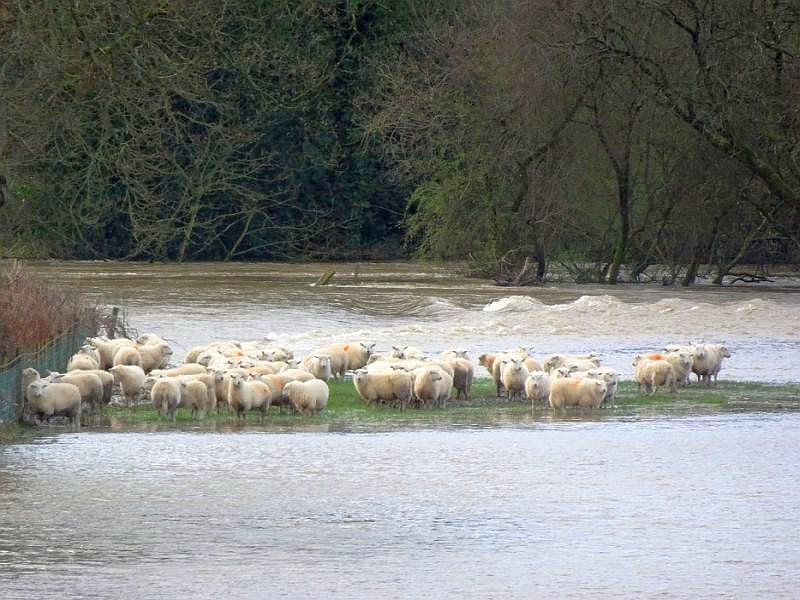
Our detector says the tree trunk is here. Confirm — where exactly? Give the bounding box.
[712,218,767,285]
[535,241,546,282]
[607,183,630,284]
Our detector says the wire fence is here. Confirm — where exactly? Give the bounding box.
[0,323,95,424]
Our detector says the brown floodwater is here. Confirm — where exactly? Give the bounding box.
[2,261,798,598]
[23,260,800,381]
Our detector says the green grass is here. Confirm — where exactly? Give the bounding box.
[4,379,798,440]
[91,378,800,429]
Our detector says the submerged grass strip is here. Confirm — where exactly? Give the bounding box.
[96,379,800,427]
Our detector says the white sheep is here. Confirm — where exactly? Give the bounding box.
[692,343,731,385]
[542,353,600,373]
[549,377,607,412]
[88,336,135,369]
[524,371,551,407]
[136,333,167,346]
[300,353,333,381]
[282,379,329,416]
[352,369,414,409]
[501,358,529,401]
[137,342,173,373]
[633,356,676,396]
[665,351,694,386]
[227,374,271,421]
[109,365,147,407]
[179,379,210,419]
[391,345,425,359]
[150,364,207,378]
[22,368,82,425]
[175,373,218,413]
[444,357,473,401]
[585,367,619,408]
[312,342,375,380]
[412,366,453,409]
[25,379,82,426]
[48,371,104,414]
[66,351,100,372]
[150,378,182,420]
[440,349,469,361]
[79,369,114,407]
[113,345,143,368]
[279,368,316,383]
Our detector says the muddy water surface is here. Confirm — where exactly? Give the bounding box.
[1,413,799,598]
[26,260,800,381]
[4,261,800,597]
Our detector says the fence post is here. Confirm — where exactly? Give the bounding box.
[107,307,119,339]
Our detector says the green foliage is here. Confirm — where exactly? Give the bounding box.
[0,0,411,260]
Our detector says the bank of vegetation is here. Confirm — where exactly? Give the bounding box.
[0,2,798,284]
[0,261,101,363]
[80,379,800,430]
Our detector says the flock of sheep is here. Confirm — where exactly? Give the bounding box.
[20,332,732,424]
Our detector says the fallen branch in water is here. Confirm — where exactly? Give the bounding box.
[726,272,775,284]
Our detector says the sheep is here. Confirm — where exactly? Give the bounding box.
[66,345,102,371]
[211,370,230,413]
[86,336,115,369]
[549,377,607,413]
[489,353,518,396]
[66,353,98,372]
[478,352,496,375]
[352,369,414,409]
[113,346,143,368]
[79,369,114,406]
[391,345,425,360]
[25,378,82,426]
[257,374,293,411]
[692,343,731,385]
[150,364,207,378]
[664,351,694,386]
[412,366,453,409]
[313,342,376,380]
[542,353,600,373]
[504,347,543,372]
[137,342,173,372]
[282,379,330,416]
[259,345,294,362]
[441,349,469,361]
[109,365,147,407]
[199,351,229,370]
[525,371,551,407]
[248,364,282,377]
[278,368,315,383]
[663,343,698,354]
[501,358,529,401]
[585,367,619,408]
[150,378,182,421]
[563,358,602,373]
[22,368,82,425]
[174,373,218,413]
[179,379,210,419]
[633,356,676,396]
[209,367,250,413]
[136,333,167,346]
[300,354,333,381]
[87,336,135,369]
[184,345,209,364]
[227,374,271,421]
[48,371,104,414]
[444,357,473,401]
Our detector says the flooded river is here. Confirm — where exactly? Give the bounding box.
[4,261,798,597]
[1,413,799,598]
[24,260,800,381]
